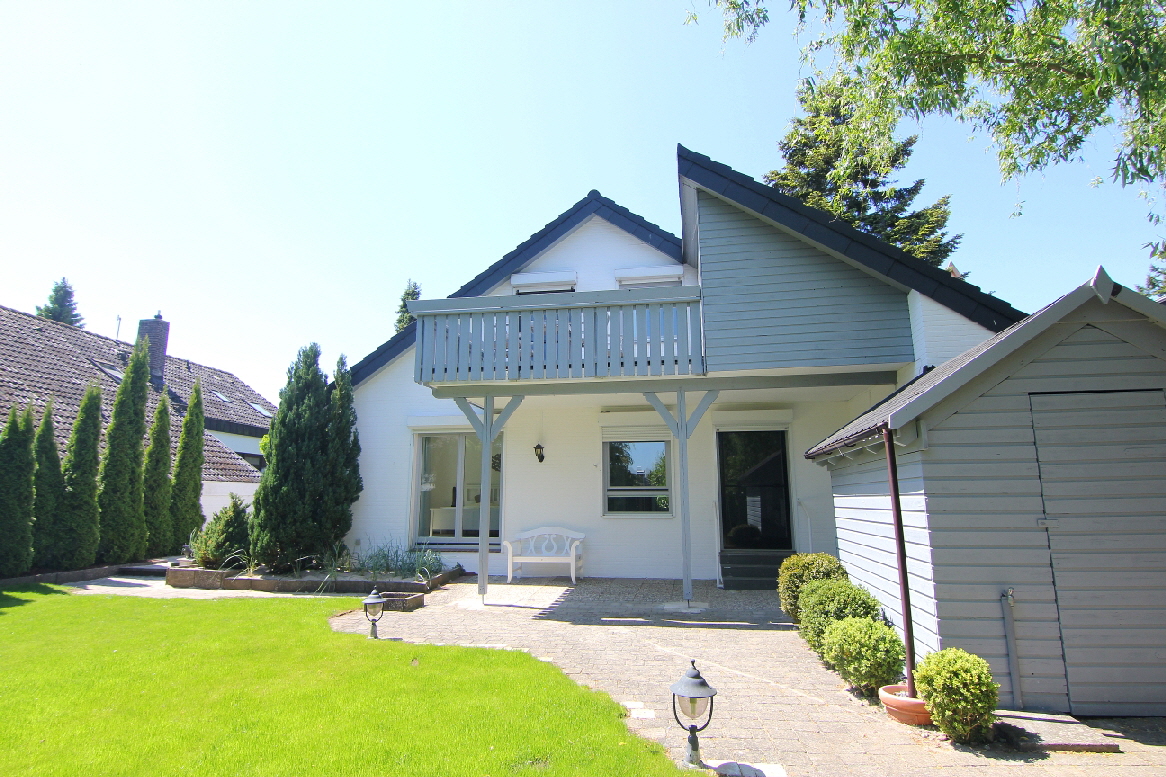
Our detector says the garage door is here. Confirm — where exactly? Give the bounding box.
[1031,390,1166,716]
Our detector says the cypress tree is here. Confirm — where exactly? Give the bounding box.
[32,402,66,570]
[143,397,174,558]
[0,406,36,577]
[170,381,205,553]
[97,340,150,564]
[765,76,961,267]
[58,384,102,570]
[323,355,362,546]
[251,343,330,571]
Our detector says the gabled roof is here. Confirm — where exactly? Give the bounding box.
[350,191,682,385]
[677,145,1027,333]
[804,268,1166,458]
[0,304,274,482]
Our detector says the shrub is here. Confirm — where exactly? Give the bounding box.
[97,340,150,563]
[32,402,66,571]
[170,382,206,554]
[913,648,999,744]
[799,578,881,654]
[58,385,102,571]
[821,617,905,695]
[352,539,445,581]
[192,494,250,569]
[142,397,174,558]
[0,405,36,577]
[777,553,847,623]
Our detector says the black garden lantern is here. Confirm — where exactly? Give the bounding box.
[362,588,386,640]
[670,660,717,767]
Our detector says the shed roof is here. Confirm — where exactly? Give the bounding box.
[0,304,273,482]
[805,268,1166,459]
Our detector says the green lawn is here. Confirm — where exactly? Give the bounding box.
[0,586,685,777]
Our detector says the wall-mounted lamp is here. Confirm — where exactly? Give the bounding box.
[533,443,545,463]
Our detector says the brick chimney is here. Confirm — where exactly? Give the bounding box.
[136,312,170,387]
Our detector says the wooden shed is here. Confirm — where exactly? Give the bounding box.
[806,269,1166,716]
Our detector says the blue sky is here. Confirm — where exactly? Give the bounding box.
[1,2,1157,400]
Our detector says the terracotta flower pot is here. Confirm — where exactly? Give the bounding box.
[879,684,932,725]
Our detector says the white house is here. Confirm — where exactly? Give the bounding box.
[805,268,1166,716]
[346,146,1026,600]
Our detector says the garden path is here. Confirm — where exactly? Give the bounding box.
[328,576,1166,777]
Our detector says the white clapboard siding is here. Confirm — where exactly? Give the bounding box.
[696,192,914,372]
[829,452,941,655]
[1031,388,1166,716]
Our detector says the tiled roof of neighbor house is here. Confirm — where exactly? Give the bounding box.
[0,304,274,482]
[678,145,1028,333]
[804,270,1166,458]
[351,190,682,385]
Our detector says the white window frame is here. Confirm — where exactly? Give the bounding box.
[602,439,673,517]
[413,431,503,543]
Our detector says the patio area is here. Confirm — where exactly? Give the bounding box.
[330,576,1166,777]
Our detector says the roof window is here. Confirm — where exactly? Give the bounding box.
[211,390,233,403]
[248,402,274,418]
[92,360,124,382]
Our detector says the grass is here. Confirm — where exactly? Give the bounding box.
[0,586,685,777]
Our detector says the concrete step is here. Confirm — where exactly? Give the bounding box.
[118,563,170,577]
[721,577,779,591]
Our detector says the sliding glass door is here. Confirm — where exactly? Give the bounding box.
[417,433,502,540]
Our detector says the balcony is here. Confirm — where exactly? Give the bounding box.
[409,287,705,384]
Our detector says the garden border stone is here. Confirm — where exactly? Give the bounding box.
[0,565,125,588]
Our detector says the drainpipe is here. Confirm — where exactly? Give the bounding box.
[882,424,917,697]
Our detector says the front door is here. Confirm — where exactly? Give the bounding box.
[717,430,793,550]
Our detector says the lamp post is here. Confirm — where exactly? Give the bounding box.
[362,588,386,640]
[670,660,717,768]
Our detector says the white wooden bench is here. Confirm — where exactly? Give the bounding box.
[503,527,585,583]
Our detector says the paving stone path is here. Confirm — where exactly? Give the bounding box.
[329,576,1166,777]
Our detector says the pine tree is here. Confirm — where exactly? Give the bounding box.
[170,381,206,554]
[250,344,331,571]
[323,355,362,546]
[142,396,173,558]
[97,340,150,564]
[0,406,36,577]
[765,77,961,267]
[58,384,102,570]
[35,277,84,328]
[395,280,420,332]
[32,402,66,571]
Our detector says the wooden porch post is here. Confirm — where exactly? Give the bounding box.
[645,390,719,604]
[454,395,525,597]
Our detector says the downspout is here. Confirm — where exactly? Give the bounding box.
[881,424,917,697]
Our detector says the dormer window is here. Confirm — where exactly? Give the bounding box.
[511,270,576,294]
[615,266,684,289]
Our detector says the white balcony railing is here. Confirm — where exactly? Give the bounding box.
[409,287,705,384]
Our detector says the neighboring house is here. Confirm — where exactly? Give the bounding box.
[347,146,1025,597]
[0,305,277,518]
[805,268,1166,716]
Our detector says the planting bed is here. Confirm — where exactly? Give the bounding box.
[166,564,461,594]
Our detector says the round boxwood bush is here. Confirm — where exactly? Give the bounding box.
[798,578,881,654]
[777,553,847,623]
[821,617,905,696]
[913,648,999,744]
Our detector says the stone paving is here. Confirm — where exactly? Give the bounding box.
[329,576,1166,777]
[69,574,1166,776]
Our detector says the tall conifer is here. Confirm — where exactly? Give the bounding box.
[36,277,84,328]
[59,385,102,570]
[766,76,961,267]
[251,344,330,571]
[170,381,205,553]
[143,397,174,558]
[32,403,66,570]
[0,406,36,577]
[323,355,362,546]
[97,340,150,563]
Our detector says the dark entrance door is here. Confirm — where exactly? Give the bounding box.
[717,430,793,550]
